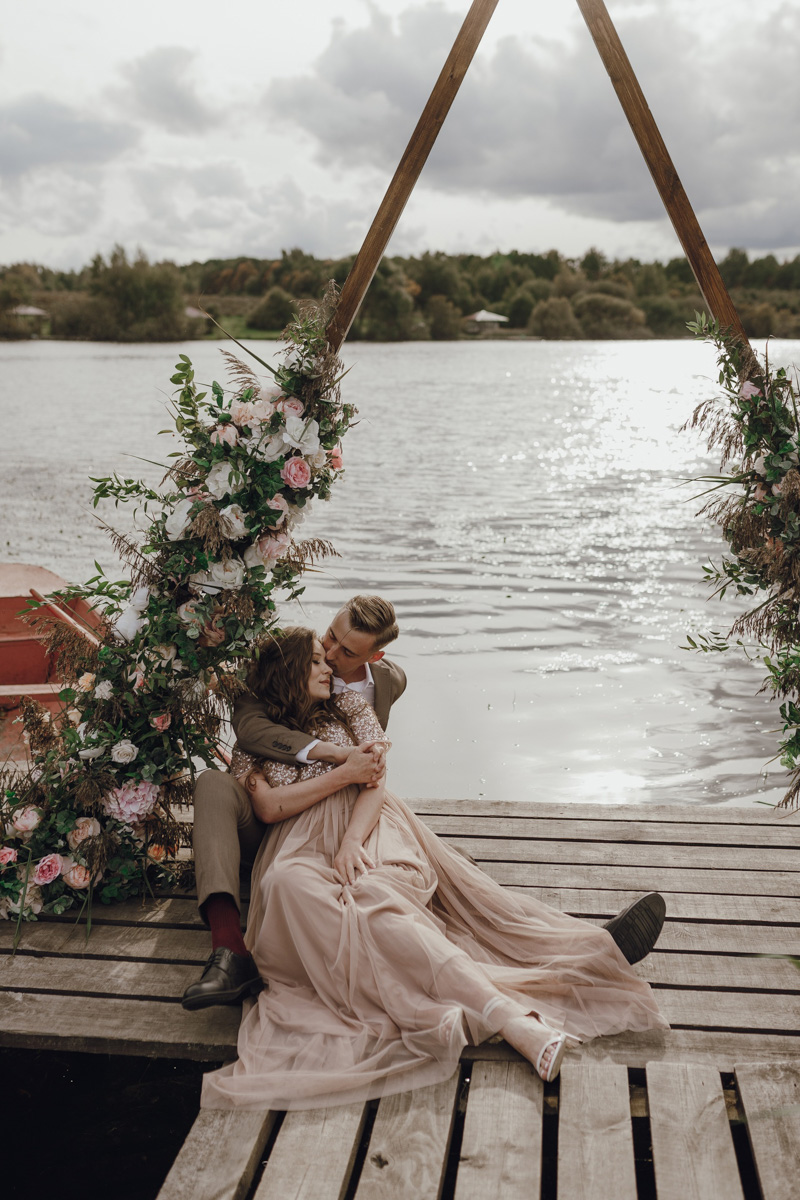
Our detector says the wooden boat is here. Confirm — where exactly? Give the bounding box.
[0,562,96,763]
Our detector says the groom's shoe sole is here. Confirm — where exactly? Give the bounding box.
[602,892,666,964]
[181,947,263,1010]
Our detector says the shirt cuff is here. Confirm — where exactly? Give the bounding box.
[295,738,320,765]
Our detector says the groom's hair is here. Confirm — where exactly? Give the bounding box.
[344,595,399,650]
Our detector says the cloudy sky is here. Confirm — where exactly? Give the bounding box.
[2,0,798,270]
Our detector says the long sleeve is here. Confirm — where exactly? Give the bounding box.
[232,696,316,765]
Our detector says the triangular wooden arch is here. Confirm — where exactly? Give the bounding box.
[326,0,749,353]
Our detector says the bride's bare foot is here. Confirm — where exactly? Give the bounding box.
[500,1015,568,1082]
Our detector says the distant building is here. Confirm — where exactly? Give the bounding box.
[9,304,49,336]
[463,308,510,335]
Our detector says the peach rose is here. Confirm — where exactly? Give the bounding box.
[66,816,102,851]
[150,712,172,732]
[11,807,41,835]
[62,861,92,890]
[329,446,343,470]
[274,396,305,418]
[210,423,239,447]
[76,672,96,692]
[280,457,312,489]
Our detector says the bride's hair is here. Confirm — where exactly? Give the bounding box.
[246,626,356,739]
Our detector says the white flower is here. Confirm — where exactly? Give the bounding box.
[753,454,767,476]
[111,739,139,765]
[94,680,114,700]
[219,503,248,539]
[282,414,320,456]
[244,431,285,463]
[189,556,246,594]
[205,462,239,500]
[114,604,145,642]
[164,497,195,540]
[78,745,105,761]
[177,600,202,625]
[130,587,152,612]
[309,447,328,470]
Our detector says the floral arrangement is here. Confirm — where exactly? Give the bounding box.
[1,289,355,927]
[686,312,800,806]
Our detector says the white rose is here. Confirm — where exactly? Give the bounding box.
[309,447,328,469]
[190,557,246,594]
[753,455,767,476]
[114,604,145,642]
[219,503,248,539]
[164,497,195,541]
[78,745,105,761]
[94,680,114,700]
[111,739,139,765]
[282,414,320,456]
[205,462,239,500]
[247,432,285,463]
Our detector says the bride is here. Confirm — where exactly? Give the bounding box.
[201,627,668,1110]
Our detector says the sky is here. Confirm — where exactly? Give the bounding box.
[1,0,798,271]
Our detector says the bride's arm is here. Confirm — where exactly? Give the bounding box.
[333,774,387,884]
[246,746,384,824]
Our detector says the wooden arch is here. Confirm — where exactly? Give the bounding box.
[325,0,749,353]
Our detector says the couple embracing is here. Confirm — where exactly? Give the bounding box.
[186,595,668,1110]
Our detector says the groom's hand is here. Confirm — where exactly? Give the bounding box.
[341,744,386,787]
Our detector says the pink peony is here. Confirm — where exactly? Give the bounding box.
[11,807,42,835]
[281,457,312,490]
[150,712,172,732]
[33,854,63,886]
[329,446,343,470]
[266,494,289,525]
[66,816,101,852]
[274,396,305,418]
[62,861,92,890]
[103,780,160,825]
[244,529,292,568]
[0,846,18,867]
[210,423,239,447]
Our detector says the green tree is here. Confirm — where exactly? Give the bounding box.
[573,293,650,339]
[528,297,582,339]
[248,287,295,332]
[425,294,462,339]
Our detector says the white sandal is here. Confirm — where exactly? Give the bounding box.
[535,1032,568,1082]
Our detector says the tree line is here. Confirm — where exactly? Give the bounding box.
[2,244,800,342]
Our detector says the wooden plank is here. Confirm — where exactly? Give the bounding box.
[735,1062,800,1200]
[255,1102,367,1200]
[640,952,800,992]
[656,989,800,1034]
[485,862,800,897]
[355,1072,460,1199]
[557,1061,637,1200]
[444,835,800,873]
[603,920,800,957]
[411,799,798,824]
[158,1109,277,1200]
[423,814,800,849]
[326,0,499,350]
[0,921,210,963]
[454,1060,542,1200]
[0,990,240,1059]
[647,1063,744,1200]
[575,0,749,344]
[514,887,800,924]
[0,952,196,999]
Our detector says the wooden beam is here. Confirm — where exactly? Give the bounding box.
[575,0,750,347]
[325,0,499,352]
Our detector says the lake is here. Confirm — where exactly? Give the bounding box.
[2,335,798,808]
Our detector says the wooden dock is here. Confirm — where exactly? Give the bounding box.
[2,799,798,1199]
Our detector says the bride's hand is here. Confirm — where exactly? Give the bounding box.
[341,745,386,787]
[334,840,375,886]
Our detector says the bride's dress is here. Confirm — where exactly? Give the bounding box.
[201,693,668,1110]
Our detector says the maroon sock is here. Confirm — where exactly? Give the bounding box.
[204,893,248,958]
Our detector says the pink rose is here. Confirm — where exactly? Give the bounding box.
[280,457,311,489]
[266,494,289,525]
[740,381,762,399]
[33,854,64,886]
[244,530,292,569]
[210,423,239,447]
[329,446,343,470]
[63,861,92,889]
[0,846,18,867]
[11,806,41,835]
[150,712,172,732]
[66,816,101,851]
[274,396,305,418]
[103,780,160,825]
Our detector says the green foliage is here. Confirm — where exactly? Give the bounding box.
[248,287,295,332]
[528,297,582,340]
[572,292,650,339]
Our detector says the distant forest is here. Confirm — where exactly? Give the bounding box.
[2,244,800,342]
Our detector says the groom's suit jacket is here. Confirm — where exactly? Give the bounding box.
[231,657,407,767]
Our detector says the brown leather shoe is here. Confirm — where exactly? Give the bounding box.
[181,948,263,1010]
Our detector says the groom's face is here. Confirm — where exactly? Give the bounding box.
[322,609,383,682]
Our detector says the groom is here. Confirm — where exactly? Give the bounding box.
[183,593,666,1010]
[183,595,406,1010]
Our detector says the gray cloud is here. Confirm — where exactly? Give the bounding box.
[263,3,800,248]
[0,95,137,179]
[118,48,220,135]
